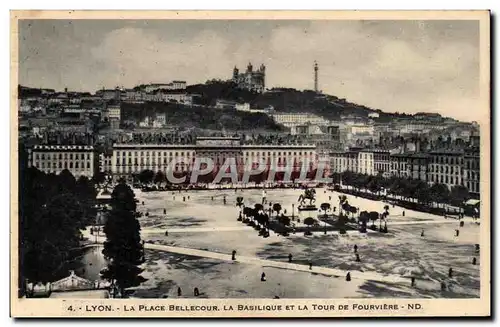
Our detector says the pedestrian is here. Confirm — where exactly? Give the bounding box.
[346,272,351,281]
[355,254,361,262]
[165,230,168,236]
[194,287,200,297]
[329,196,332,201]
[288,254,293,263]
[177,287,182,296]
[402,210,405,217]
[183,196,186,202]
[232,250,236,260]
[211,196,214,201]
[223,196,227,205]
[421,230,424,237]
[142,201,144,205]
[261,272,266,282]
[188,196,190,200]
[455,229,460,237]
[309,262,312,270]
[163,209,166,214]
[472,257,477,265]
[475,244,480,253]
[354,244,358,253]
[448,268,453,278]
[460,221,464,227]
[441,282,446,291]
[411,277,416,287]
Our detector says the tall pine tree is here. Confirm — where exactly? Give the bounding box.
[101,181,146,298]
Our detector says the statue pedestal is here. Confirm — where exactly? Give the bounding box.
[298,205,318,211]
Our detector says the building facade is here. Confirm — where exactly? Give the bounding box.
[463,147,480,197]
[373,150,391,177]
[271,113,330,128]
[407,153,429,181]
[28,145,95,177]
[110,137,318,182]
[428,150,464,189]
[358,150,374,175]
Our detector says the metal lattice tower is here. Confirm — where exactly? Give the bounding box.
[314,61,318,93]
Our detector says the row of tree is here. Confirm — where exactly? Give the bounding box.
[331,171,470,208]
[135,168,323,186]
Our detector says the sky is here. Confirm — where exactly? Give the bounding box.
[18,19,480,121]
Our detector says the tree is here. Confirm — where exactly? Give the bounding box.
[303,217,316,230]
[92,171,107,185]
[153,171,166,186]
[450,185,470,207]
[75,176,98,226]
[138,170,155,185]
[348,206,358,219]
[368,211,379,227]
[320,202,331,218]
[272,203,282,218]
[101,182,146,297]
[414,180,431,205]
[338,195,348,215]
[254,203,264,213]
[367,175,382,195]
[236,196,244,208]
[430,183,451,208]
[359,211,369,225]
[19,167,95,292]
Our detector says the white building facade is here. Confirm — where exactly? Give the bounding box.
[28,145,95,177]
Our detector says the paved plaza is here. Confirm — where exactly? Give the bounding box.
[86,187,481,299]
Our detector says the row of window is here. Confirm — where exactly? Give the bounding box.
[465,171,480,180]
[115,151,316,157]
[428,174,461,185]
[115,159,312,167]
[34,153,92,160]
[34,161,91,169]
[466,181,480,193]
[431,156,463,165]
[429,166,461,174]
[465,160,480,170]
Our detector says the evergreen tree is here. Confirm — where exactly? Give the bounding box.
[101,182,146,297]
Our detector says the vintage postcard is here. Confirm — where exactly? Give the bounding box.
[10,10,491,318]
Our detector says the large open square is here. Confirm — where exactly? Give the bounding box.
[123,187,481,299]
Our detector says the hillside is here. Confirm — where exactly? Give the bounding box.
[186,81,411,123]
[121,102,285,131]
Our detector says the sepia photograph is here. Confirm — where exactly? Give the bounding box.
[10,10,491,318]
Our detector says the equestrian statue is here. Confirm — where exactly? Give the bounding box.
[298,188,316,207]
